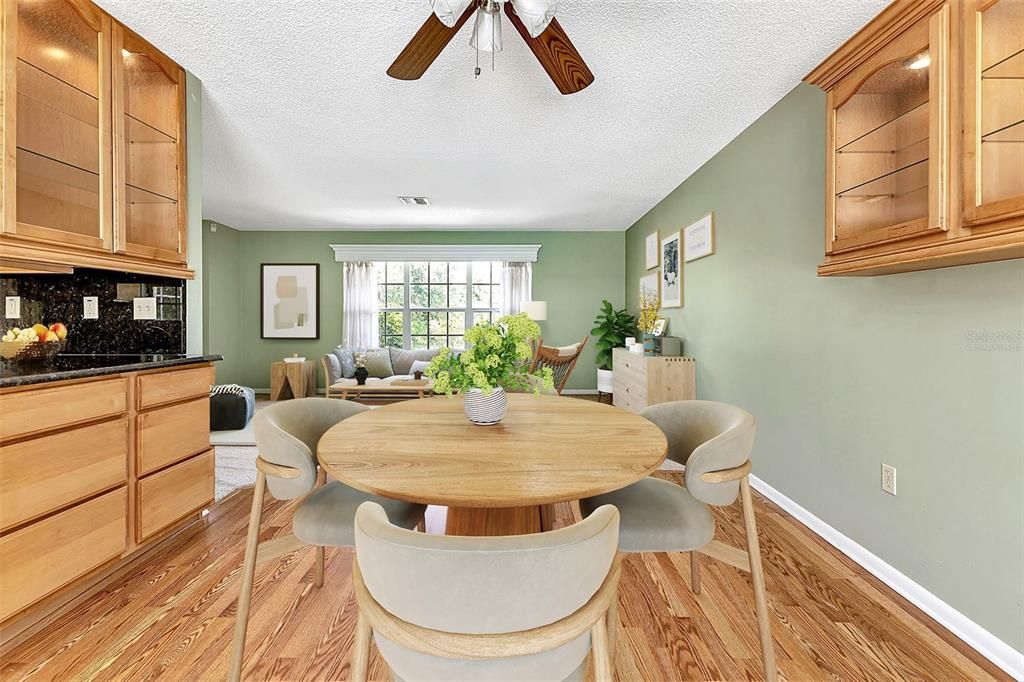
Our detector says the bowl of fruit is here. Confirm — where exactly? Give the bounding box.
[0,323,68,362]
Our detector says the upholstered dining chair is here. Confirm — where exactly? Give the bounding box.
[228,398,426,682]
[529,336,588,394]
[579,400,777,682]
[350,501,622,682]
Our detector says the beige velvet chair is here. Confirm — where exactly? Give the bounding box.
[579,400,778,682]
[351,501,622,682]
[228,398,426,682]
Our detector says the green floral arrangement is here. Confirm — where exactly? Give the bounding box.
[426,313,555,396]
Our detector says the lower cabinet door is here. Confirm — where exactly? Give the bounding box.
[0,487,127,621]
[136,450,214,543]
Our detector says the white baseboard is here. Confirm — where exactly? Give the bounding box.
[749,475,1024,680]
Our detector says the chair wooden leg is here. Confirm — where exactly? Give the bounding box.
[314,546,325,588]
[691,550,701,595]
[740,476,777,682]
[351,609,371,682]
[607,591,619,664]
[229,470,266,682]
[591,613,613,682]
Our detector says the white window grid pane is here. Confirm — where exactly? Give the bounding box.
[376,261,502,349]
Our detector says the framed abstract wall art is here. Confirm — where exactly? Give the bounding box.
[261,263,320,339]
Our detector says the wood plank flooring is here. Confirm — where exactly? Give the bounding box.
[0,473,1008,681]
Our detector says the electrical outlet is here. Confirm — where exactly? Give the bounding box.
[133,297,157,320]
[881,464,896,495]
[83,296,99,320]
[4,296,20,319]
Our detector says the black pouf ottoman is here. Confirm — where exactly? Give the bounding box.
[210,385,256,431]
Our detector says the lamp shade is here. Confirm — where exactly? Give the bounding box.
[521,300,548,321]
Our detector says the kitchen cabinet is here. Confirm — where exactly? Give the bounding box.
[0,362,214,647]
[0,0,192,278]
[808,0,1024,276]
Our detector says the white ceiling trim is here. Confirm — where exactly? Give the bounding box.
[330,244,542,262]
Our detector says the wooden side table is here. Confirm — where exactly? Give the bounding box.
[270,360,316,400]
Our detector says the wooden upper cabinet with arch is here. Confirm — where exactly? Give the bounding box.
[807,0,1024,276]
[1,0,191,278]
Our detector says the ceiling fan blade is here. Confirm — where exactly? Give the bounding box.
[387,4,478,81]
[504,3,593,95]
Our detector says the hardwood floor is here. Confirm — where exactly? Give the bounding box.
[0,473,1007,681]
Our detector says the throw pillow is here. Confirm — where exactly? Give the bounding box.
[409,360,431,376]
[388,348,417,376]
[364,348,394,378]
[324,353,342,384]
[333,346,360,378]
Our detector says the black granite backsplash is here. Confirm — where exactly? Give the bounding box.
[0,269,185,354]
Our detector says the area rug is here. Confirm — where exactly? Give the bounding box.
[215,445,258,501]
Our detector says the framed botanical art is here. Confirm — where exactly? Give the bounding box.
[644,230,659,269]
[684,213,715,262]
[660,232,682,308]
[261,263,320,339]
[639,271,659,301]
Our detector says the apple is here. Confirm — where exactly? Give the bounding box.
[49,322,68,340]
[32,323,48,338]
[42,330,59,342]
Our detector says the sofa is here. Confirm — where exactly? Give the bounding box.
[320,346,442,396]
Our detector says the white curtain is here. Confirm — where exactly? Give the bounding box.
[500,262,532,316]
[342,262,378,347]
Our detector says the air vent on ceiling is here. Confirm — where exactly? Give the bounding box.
[398,196,430,206]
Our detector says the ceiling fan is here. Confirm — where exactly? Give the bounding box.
[388,0,594,95]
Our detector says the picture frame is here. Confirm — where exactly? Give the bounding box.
[660,231,682,308]
[644,230,659,269]
[652,318,667,337]
[639,271,659,301]
[261,263,320,339]
[684,212,715,262]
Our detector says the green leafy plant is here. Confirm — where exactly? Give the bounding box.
[591,300,638,371]
[426,313,554,395]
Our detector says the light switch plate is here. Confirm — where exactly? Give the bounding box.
[4,296,20,319]
[133,297,157,320]
[83,296,99,320]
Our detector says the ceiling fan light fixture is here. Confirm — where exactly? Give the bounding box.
[470,0,503,53]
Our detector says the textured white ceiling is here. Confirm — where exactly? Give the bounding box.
[95,0,885,231]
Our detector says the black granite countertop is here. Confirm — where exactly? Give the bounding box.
[0,353,223,388]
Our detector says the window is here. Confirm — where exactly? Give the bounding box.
[377,261,503,349]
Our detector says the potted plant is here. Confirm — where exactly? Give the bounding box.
[591,300,638,395]
[426,313,554,425]
[637,289,661,356]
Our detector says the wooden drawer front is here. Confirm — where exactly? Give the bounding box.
[0,419,128,532]
[0,487,127,622]
[0,377,128,442]
[137,398,210,476]
[136,450,214,543]
[137,365,214,410]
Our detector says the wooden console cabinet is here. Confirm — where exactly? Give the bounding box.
[0,363,214,646]
[0,0,192,278]
[612,348,696,414]
[807,0,1024,276]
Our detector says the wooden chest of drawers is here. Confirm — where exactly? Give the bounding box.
[612,348,696,414]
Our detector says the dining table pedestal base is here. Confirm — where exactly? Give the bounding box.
[444,506,543,536]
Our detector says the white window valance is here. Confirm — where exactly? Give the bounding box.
[330,244,541,263]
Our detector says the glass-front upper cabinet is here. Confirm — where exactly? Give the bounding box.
[827,6,949,255]
[113,25,186,264]
[963,0,1024,228]
[5,0,112,252]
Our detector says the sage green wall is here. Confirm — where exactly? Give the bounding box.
[624,83,1024,651]
[203,227,624,391]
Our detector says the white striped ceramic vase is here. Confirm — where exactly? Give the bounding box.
[462,387,507,425]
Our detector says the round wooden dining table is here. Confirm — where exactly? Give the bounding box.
[317,393,667,536]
